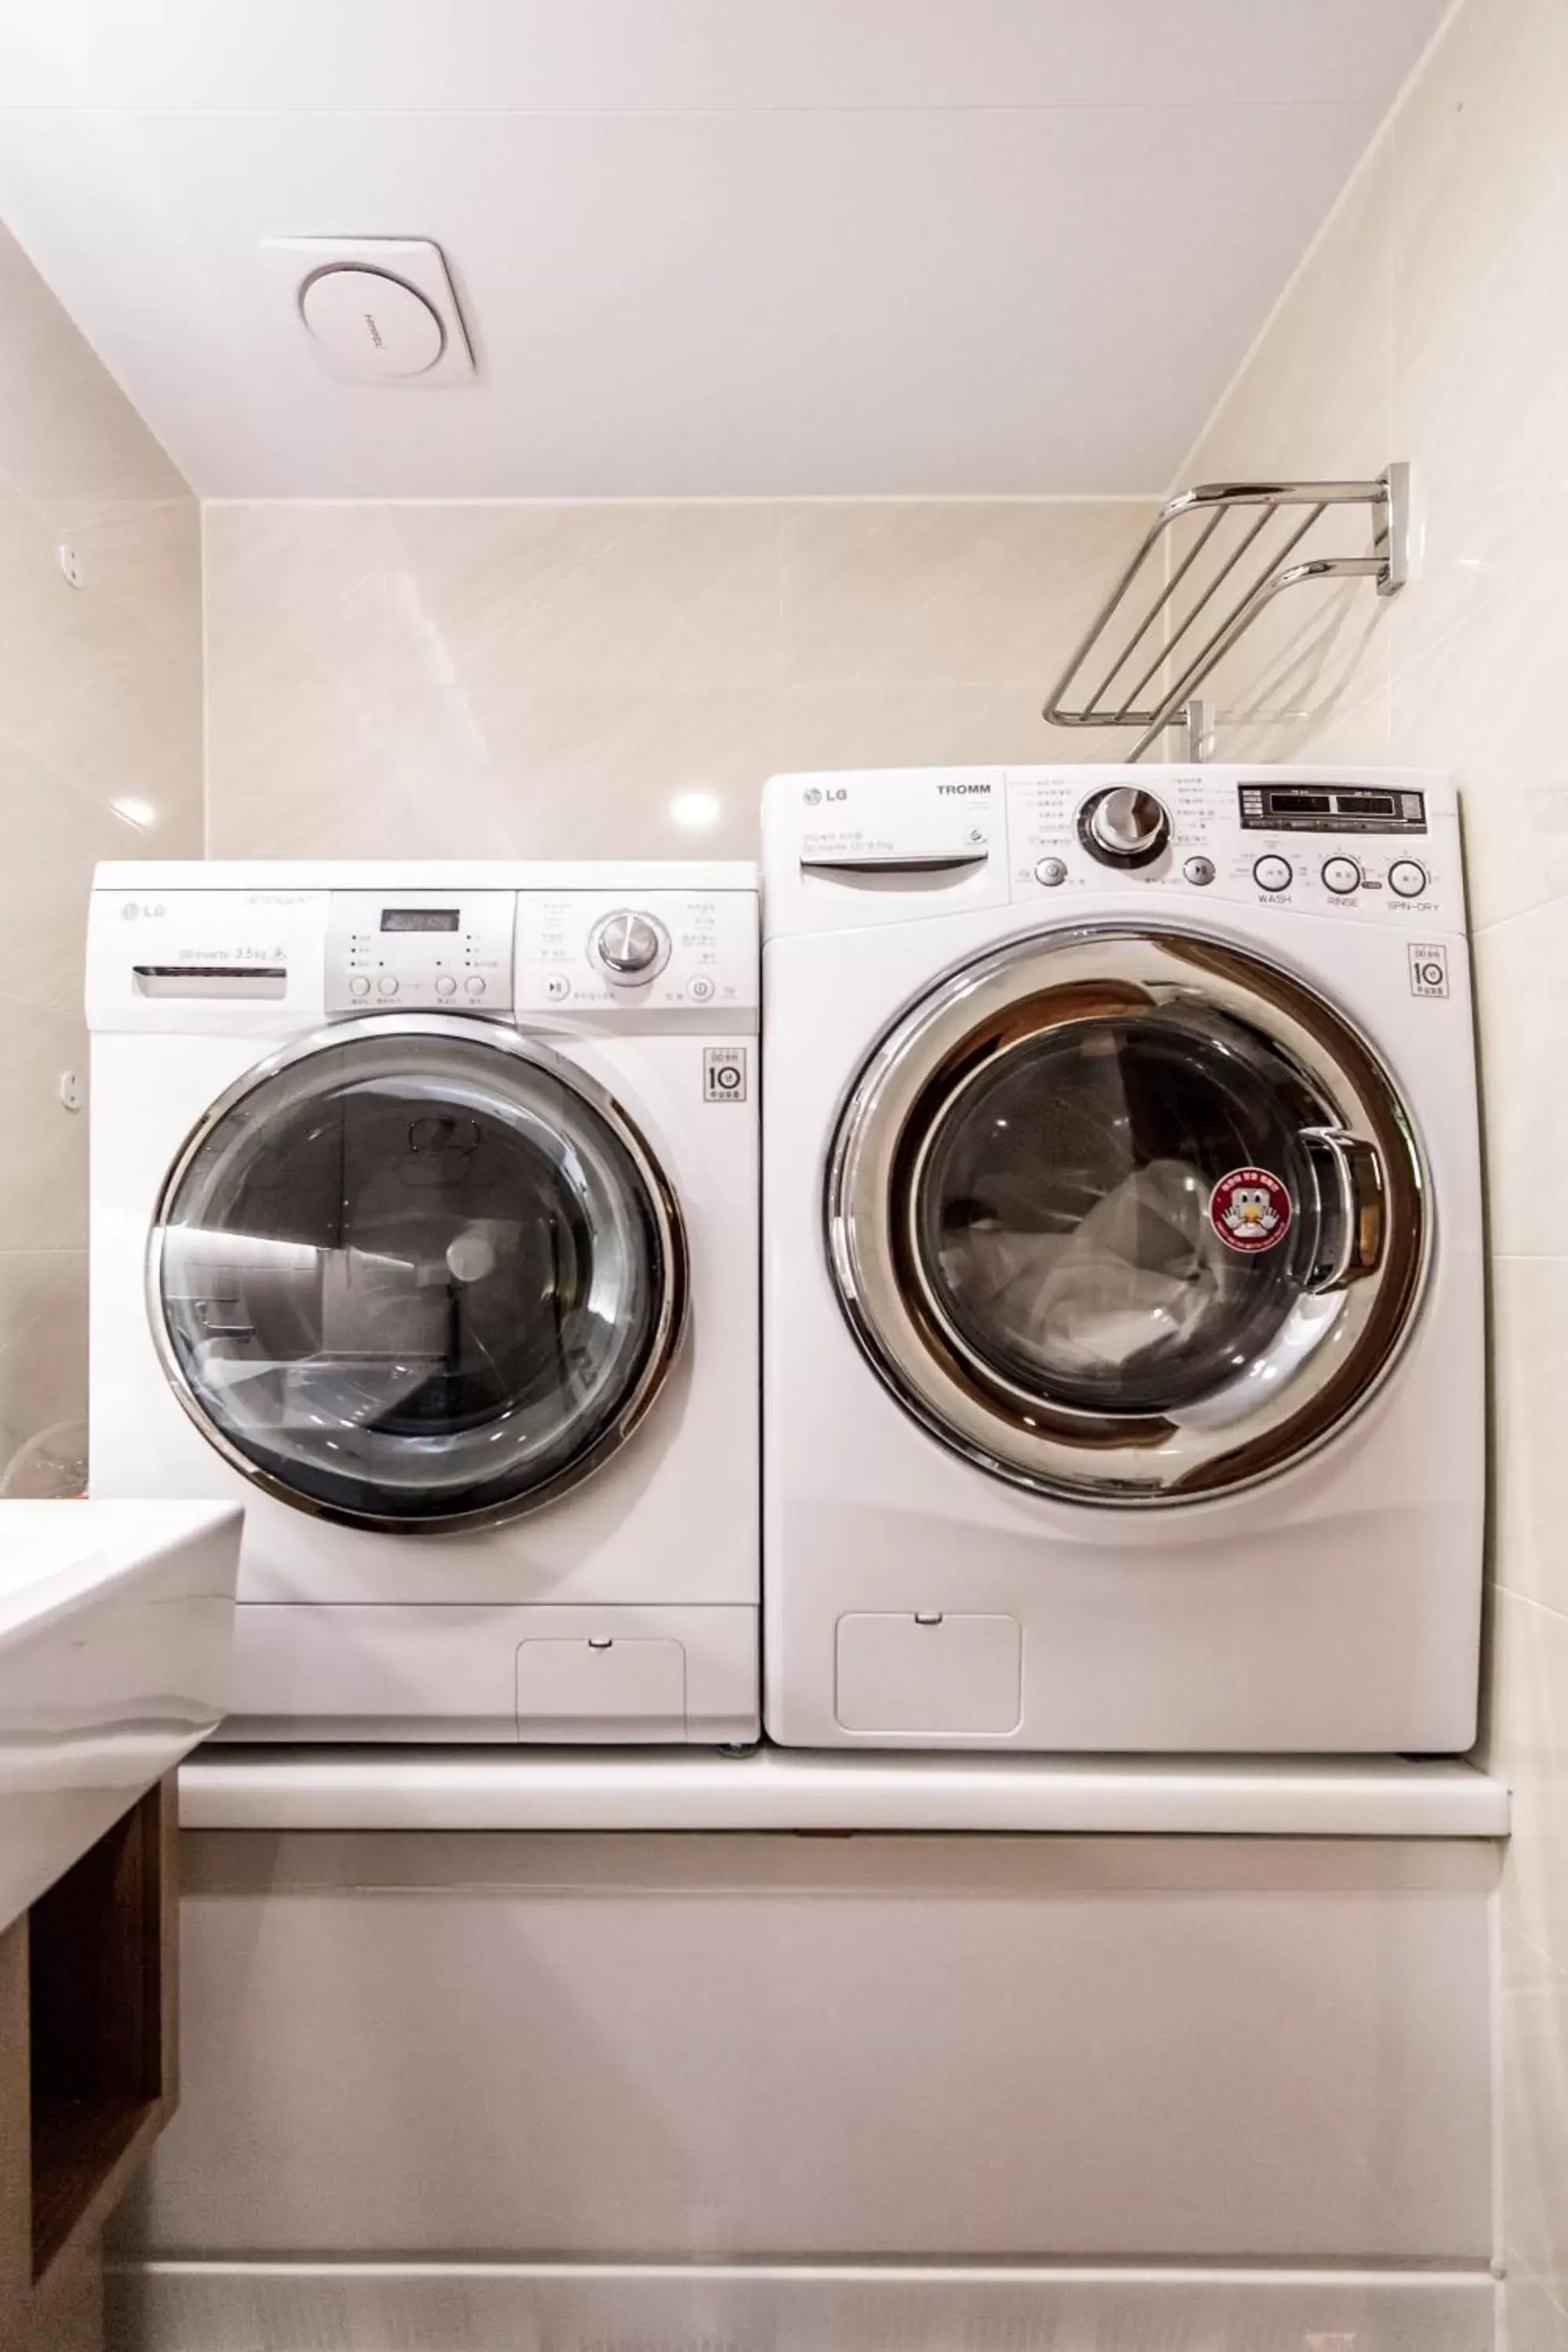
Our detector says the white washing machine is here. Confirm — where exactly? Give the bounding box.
[88,862,759,1744]
[762,766,1483,1752]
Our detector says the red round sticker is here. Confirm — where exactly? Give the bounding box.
[1209,1167,1292,1254]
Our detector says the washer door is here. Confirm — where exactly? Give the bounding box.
[828,927,1426,1504]
[151,1017,687,1530]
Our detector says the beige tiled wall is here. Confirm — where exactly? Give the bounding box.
[0,223,201,1490]
[1180,0,1568,2336]
[202,497,1153,860]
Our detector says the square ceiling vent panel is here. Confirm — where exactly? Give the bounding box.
[261,236,475,383]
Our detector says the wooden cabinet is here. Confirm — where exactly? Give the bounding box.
[1,1777,177,2352]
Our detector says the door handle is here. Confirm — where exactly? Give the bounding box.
[1305,1127,1385,1292]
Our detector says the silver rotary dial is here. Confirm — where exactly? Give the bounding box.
[591,908,670,982]
[1080,785,1171,869]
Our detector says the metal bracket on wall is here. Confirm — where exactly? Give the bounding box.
[1042,463,1409,764]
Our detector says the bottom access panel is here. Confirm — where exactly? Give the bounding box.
[835,1610,1022,1735]
[215,1603,759,1744]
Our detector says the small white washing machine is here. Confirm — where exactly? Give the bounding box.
[762,766,1484,1751]
[88,862,759,1744]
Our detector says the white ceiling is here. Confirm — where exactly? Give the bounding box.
[0,1,1445,498]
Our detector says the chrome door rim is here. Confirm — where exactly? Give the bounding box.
[826,925,1428,1506]
[147,1014,688,1532]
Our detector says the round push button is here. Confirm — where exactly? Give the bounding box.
[376,974,399,997]
[544,972,571,1002]
[465,975,487,998]
[349,973,371,999]
[1034,856,1068,887]
[1388,859,1429,898]
[688,973,716,1003]
[1183,856,1215,887]
[1322,855,1362,895]
[435,974,457,998]
[1253,855,1293,894]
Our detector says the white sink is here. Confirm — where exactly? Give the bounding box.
[0,1499,241,1932]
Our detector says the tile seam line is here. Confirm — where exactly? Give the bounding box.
[199,492,209,852]
[0,99,1399,120]
[111,2257,1504,2280]
[195,494,1168,508]
[1499,1918,1568,1985]
[1494,1586,1568,1633]
[1471,890,1568,943]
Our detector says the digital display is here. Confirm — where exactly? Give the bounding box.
[380,909,460,932]
[1269,792,1333,816]
[1239,783,1425,835]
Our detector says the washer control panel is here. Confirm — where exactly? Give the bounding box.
[515,889,757,1026]
[326,891,516,1014]
[1004,767,1460,928]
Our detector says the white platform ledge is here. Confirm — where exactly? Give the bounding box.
[180,1746,1510,1838]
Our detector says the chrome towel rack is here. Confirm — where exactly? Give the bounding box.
[1043,464,1409,763]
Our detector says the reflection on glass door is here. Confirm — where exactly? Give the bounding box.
[153,1024,685,1528]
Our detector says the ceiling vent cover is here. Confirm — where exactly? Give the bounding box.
[261,238,475,384]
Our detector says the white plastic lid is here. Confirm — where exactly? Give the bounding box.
[299,266,445,378]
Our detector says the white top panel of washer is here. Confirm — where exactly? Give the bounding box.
[87,859,758,1033]
[761,767,1462,940]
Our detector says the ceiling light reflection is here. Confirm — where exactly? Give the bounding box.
[670,789,722,831]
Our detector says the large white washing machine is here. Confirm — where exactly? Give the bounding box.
[88,862,759,1744]
[762,766,1483,1751]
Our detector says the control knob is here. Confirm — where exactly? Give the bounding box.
[1079,786,1171,869]
[591,908,669,982]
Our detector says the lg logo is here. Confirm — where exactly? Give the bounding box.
[802,786,848,805]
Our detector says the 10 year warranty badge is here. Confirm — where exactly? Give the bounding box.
[703,1047,748,1103]
[1407,942,1450,999]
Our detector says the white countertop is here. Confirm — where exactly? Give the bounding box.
[180,1745,1509,1838]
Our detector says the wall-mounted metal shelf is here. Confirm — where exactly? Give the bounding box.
[1043,464,1409,763]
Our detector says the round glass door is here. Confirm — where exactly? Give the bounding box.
[828,927,1426,1504]
[151,1018,686,1530]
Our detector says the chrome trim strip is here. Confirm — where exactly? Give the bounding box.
[146,1014,688,1534]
